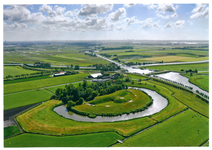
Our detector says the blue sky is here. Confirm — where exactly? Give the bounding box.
[3,3,209,41]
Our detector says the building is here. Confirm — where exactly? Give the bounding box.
[52,71,66,77]
[88,73,102,78]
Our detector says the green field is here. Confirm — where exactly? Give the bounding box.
[4,126,21,138]
[4,132,124,147]
[74,89,152,116]
[114,109,209,147]
[145,62,209,72]
[4,66,39,77]
[4,89,52,110]
[183,73,209,92]
[4,73,89,94]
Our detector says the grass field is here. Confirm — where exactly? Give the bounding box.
[4,73,89,94]
[4,66,39,77]
[4,75,51,85]
[114,109,209,147]
[4,132,124,147]
[4,126,21,138]
[145,62,209,72]
[74,89,152,116]
[143,56,208,62]
[4,89,52,110]
[183,73,209,92]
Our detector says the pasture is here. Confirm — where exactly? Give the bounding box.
[4,73,89,94]
[114,109,209,147]
[4,89,52,110]
[4,126,21,138]
[4,132,124,147]
[4,66,39,77]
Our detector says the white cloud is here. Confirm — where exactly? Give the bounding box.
[109,8,126,21]
[39,4,52,12]
[148,4,158,9]
[124,4,136,7]
[4,5,45,23]
[153,22,161,28]
[171,13,178,18]
[164,22,172,28]
[157,4,176,13]
[175,20,185,28]
[78,4,113,16]
[4,22,27,29]
[139,18,153,29]
[187,20,194,25]
[190,4,209,19]
[157,14,170,19]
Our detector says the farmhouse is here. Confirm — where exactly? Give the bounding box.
[52,71,66,77]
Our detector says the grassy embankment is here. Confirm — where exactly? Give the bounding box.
[4,132,124,147]
[4,73,89,94]
[16,79,189,136]
[4,89,52,110]
[73,89,152,117]
[114,109,209,147]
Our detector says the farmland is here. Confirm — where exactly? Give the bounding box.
[3,40,209,147]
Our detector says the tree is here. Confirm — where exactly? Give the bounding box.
[71,64,73,68]
[91,91,98,99]
[82,80,87,89]
[77,97,84,105]
[75,65,79,70]
[131,80,134,85]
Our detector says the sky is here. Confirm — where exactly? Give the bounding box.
[3,2,209,41]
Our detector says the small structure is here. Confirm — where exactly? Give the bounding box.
[117,140,123,144]
[52,71,66,77]
[88,73,102,78]
[92,78,109,82]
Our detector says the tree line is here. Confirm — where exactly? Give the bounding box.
[51,80,128,111]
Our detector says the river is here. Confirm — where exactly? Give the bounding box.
[54,87,168,122]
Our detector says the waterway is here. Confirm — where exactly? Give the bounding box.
[54,87,168,122]
[155,72,209,96]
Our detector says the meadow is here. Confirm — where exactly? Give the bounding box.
[74,89,152,116]
[145,62,209,72]
[4,73,89,94]
[4,66,39,77]
[4,126,21,138]
[114,109,209,147]
[4,132,124,147]
[4,89,52,110]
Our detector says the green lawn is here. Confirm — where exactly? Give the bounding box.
[4,73,89,94]
[4,89,52,110]
[4,126,21,138]
[4,66,39,78]
[74,89,152,116]
[145,62,209,72]
[4,132,124,147]
[114,109,209,147]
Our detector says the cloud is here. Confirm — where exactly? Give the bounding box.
[139,18,153,29]
[123,4,136,7]
[164,22,172,28]
[4,5,45,23]
[190,4,209,19]
[153,22,161,28]
[175,20,185,28]
[4,22,27,29]
[157,14,170,19]
[171,13,178,18]
[78,4,113,16]
[39,4,52,12]
[187,20,194,25]
[109,8,126,21]
[157,4,176,13]
[148,4,158,9]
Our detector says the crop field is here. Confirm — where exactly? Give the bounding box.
[4,66,39,77]
[4,132,124,147]
[74,89,152,115]
[4,73,89,94]
[4,89,52,110]
[114,109,209,147]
